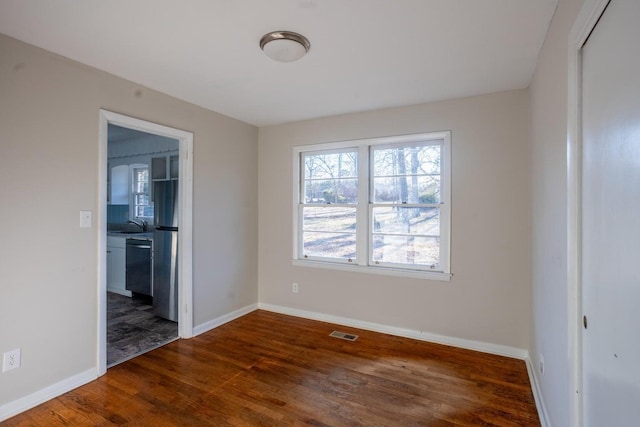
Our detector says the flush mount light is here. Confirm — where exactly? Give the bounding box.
[260,31,310,63]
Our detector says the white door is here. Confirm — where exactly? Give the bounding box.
[581,0,640,425]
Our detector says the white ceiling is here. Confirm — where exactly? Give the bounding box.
[0,0,558,127]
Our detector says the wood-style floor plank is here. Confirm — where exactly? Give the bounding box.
[4,310,540,426]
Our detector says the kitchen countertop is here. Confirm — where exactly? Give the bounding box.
[107,231,154,239]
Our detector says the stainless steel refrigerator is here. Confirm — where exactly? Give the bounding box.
[153,180,179,322]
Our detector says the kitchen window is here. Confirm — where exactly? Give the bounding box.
[293,132,451,280]
[131,165,153,219]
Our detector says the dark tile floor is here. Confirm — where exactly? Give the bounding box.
[107,292,178,367]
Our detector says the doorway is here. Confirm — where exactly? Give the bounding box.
[98,110,194,376]
[107,125,178,366]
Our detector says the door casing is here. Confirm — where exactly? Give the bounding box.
[98,110,194,375]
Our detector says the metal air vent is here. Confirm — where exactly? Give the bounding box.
[329,331,359,341]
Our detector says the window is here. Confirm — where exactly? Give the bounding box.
[131,165,153,219]
[301,149,358,261]
[294,132,451,280]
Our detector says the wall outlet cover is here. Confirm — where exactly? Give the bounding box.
[3,348,21,372]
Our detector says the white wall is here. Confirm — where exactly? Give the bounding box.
[258,90,531,350]
[0,34,258,407]
[529,0,584,425]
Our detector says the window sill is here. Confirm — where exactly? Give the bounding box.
[291,259,452,282]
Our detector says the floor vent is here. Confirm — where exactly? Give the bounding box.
[329,331,359,341]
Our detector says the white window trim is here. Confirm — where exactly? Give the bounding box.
[292,131,452,281]
[297,147,359,264]
[129,163,152,220]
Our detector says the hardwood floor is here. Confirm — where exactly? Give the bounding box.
[5,311,540,426]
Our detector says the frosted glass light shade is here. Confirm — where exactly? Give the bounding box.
[260,31,310,63]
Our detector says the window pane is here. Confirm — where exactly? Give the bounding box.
[135,194,150,205]
[304,151,357,180]
[372,144,441,204]
[135,181,149,193]
[303,232,356,260]
[373,175,440,203]
[373,144,441,177]
[373,207,440,236]
[302,206,356,260]
[135,206,154,217]
[304,178,358,204]
[303,206,356,232]
[372,235,440,267]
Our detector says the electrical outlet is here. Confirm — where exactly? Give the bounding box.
[539,353,545,376]
[3,348,21,372]
[292,282,299,293]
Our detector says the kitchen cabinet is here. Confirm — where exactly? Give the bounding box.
[170,155,179,179]
[107,236,131,297]
[110,165,129,204]
[151,154,179,181]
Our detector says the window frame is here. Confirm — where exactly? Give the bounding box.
[298,147,359,264]
[292,132,451,281]
[369,141,446,272]
[130,164,153,221]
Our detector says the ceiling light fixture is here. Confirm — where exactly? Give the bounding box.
[260,31,310,63]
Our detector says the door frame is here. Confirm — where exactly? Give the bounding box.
[98,110,194,376]
[567,0,611,425]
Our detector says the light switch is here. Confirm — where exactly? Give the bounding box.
[80,210,92,228]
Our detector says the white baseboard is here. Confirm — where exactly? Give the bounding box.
[192,303,258,336]
[1,304,257,422]
[258,303,528,360]
[0,368,97,422]
[1,305,543,424]
[525,357,551,427]
[258,303,550,421]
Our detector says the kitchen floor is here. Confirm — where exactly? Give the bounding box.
[107,292,178,366]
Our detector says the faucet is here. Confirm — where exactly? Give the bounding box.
[127,218,147,231]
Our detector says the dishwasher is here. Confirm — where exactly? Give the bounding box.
[125,238,152,297]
